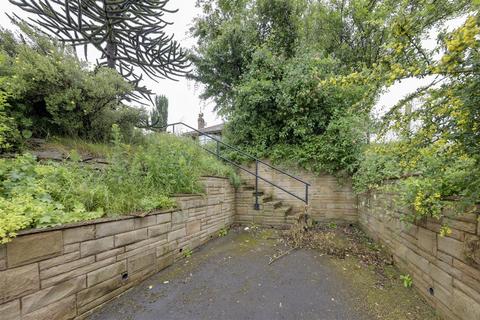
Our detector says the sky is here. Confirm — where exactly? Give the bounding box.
[0,1,467,132]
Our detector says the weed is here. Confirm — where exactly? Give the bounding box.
[250,222,259,230]
[218,228,228,237]
[183,248,193,258]
[400,274,413,288]
[0,132,240,243]
[327,222,337,229]
[439,224,452,237]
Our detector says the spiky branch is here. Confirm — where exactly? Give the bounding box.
[9,0,191,102]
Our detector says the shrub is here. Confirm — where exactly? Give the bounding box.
[224,50,369,175]
[0,52,22,151]
[0,27,145,146]
[353,143,480,222]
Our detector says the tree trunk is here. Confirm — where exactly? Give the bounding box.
[106,40,116,69]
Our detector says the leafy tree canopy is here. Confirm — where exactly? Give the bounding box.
[0,26,146,150]
[191,0,467,174]
[191,0,478,221]
[353,11,480,222]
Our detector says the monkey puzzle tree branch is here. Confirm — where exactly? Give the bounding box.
[9,0,191,103]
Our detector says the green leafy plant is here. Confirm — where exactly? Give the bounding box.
[222,50,369,176]
[439,225,452,237]
[191,0,477,224]
[183,247,193,258]
[326,222,337,229]
[400,274,413,288]
[218,227,228,237]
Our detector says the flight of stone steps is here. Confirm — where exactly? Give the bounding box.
[235,183,302,228]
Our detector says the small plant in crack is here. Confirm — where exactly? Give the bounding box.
[400,274,413,288]
[218,228,228,237]
[326,222,337,229]
[183,248,193,258]
[250,222,259,230]
[439,224,452,237]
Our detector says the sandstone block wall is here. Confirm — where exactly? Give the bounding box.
[237,162,357,223]
[0,176,235,320]
[358,191,480,320]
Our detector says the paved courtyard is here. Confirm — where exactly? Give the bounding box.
[89,228,437,320]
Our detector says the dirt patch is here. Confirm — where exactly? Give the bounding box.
[283,223,393,274]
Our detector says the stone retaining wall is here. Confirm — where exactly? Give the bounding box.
[358,191,480,320]
[0,176,235,320]
[237,162,357,223]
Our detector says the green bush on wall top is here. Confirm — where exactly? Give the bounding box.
[0,26,146,150]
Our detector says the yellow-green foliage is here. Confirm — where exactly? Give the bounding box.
[353,12,480,222]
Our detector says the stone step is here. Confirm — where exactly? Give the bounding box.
[262,194,273,202]
[276,205,292,215]
[264,200,282,209]
[286,212,301,222]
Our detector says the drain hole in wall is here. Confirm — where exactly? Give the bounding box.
[349,223,354,227]
[429,287,434,296]
[122,272,129,281]
[179,248,183,253]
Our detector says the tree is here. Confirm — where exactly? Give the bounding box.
[190,0,474,180]
[151,94,169,131]
[0,27,144,143]
[9,0,191,101]
[190,0,303,114]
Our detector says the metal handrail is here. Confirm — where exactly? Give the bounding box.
[156,122,310,210]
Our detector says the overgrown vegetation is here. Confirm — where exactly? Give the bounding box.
[0,5,242,244]
[191,0,479,222]
[0,129,239,244]
[352,10,480,221]
[191,0,375,176]
[0,26,146,151]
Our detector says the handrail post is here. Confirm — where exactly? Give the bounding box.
[254,160,260,210]
[305,184,309,205]
[216,140,220,159]
[172,124,175,134]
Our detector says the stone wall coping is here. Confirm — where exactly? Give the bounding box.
[199,175,230,180]
[171,193,205,198]
[16,208,179,237]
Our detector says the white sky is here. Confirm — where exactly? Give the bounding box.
[0,2,468,131]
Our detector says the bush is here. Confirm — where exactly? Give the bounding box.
[0,27,145,147]
[0,132,239,243]
[0,52,23,151]
[224,50,369,175]
[353,143,480,222]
